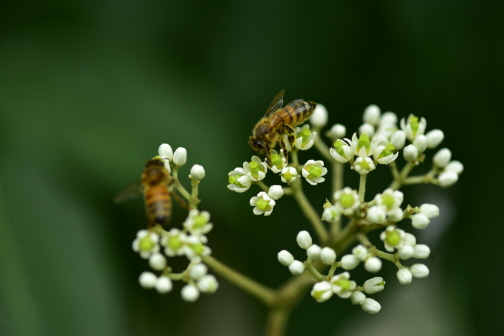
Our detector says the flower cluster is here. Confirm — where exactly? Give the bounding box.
[131,144,218,301]
[227,101,462,315]
[227,105,329,216]
[278,231,383,314]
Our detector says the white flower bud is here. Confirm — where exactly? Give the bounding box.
[149,253,167,271]
[311,281,333,302]
[412,213,430,229]
[402,233,416,246]
[413,135,427,154]
[322,206,339,222]
[155,276,173,294]
[268,185,284,200]
[190,164,205,180]
[398,245,414,260]
[359,123,375,137]
[197,274,219,293]
[410,264,429,278]
[296,231,312,249]
[420,204,439,218]
[173,147,187,166]
[288,260,305,275]
[341,254,360,270]
[445,160,464,174]
[397,268,413,285]
[181,284,200,302]
[363,104,381,125]
[307,244,321,260]
[139,272,157,288]
[380,112,397,126]
[438,171,458,187]
[366,206,387,224]
[390,130,406,150]
[364,257,382,273]
[328,124,346,139]
[277,250,294,266]
[361,298,381,314]
[351,290,366,305]
[403,144,418,162]
[388,207,404,222]
[310,104,328,128]
[363,277,385,294]
[426,129,444,149]
[189,263,208,280]
[320,247,336,265]
[433,148,452,168]
[413,244,431,259]
[352,244,369,261]
[158,143,173,160]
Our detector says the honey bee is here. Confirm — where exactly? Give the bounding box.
[248,89,316,162]
[115,157,179,227]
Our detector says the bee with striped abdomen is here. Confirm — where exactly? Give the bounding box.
[248,90,316,163]
[115,157,179,227]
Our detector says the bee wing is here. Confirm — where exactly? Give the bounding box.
[113,180,143,204]
[264,89,285,117]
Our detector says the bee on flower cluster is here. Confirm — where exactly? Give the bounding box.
[114,156,182,228]
[248,89,316,163]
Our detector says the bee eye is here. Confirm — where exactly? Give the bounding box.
[255,142,264,150]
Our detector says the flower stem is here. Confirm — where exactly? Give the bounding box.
[202,255,275,306]
[358,174,367,202]
[389,162,416,190]
[305,262,324,281]
[190,180,200,208]
[313,134,333,162]
[292,180,328,244]
[174,180,192,203]
[265,309,289,336]
[256,180,270,192]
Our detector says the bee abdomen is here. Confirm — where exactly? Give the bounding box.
[282,101,316,126]
[145,185,171,225]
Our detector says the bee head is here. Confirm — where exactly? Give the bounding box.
[248,137,267,156]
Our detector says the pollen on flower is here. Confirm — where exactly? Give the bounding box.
[386,230,400,246]
[256,198,270,210]
[250,191,276,216]
[302,160,327,185]
[307,165,322,177]
[140,235,156,251]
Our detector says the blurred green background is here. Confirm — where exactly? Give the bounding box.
[1,1,502,335]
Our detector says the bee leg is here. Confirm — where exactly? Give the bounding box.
[279,139,289,162]
[279,125,296,162]
[265,144,273,165]
[172,191,191,210]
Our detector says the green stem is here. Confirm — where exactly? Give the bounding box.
[329,161,344,237]
[265,309,290,336]
[190,180,200,208]
[292,180,328,244]
[202,255,275,306]
[358,174,367,202]
[175,180,192,202]
[375,250,396,263]
[313,133,333,162]
[333,162,343,195]
[389,161,400,180]
[305,262,324,281]
[290,150,300,170]
[256,180,270,192]
[357,233,371,247]
[327,263,338,277]
[389,162,416,190]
